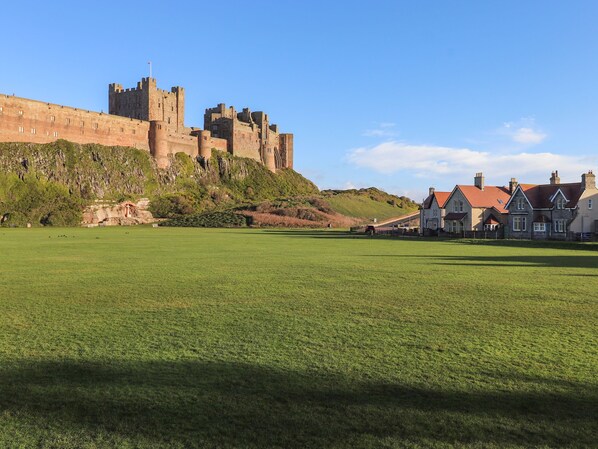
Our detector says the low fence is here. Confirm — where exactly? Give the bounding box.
[441,229,504,239]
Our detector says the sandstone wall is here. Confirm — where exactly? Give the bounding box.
[0,94,150,151]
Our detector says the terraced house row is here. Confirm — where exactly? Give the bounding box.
[420,170,598,240]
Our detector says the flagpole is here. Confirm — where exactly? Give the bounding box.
[148,61,152,79]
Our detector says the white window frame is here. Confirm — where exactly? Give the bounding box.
[513,216,527,232]
[556,196,566,210]
[554,219,565,233]
[533,222,546,232]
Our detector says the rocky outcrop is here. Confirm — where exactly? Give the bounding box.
[82,199,154,226]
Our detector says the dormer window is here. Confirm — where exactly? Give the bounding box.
[555,196,566,210]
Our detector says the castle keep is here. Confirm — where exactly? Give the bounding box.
[0,77,293,172]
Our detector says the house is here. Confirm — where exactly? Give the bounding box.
[420,188,450,235]
[506,171,596,240]
[443,173,511,233]
[570,171,598,237]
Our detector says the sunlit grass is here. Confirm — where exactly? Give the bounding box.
[0,227,596,448]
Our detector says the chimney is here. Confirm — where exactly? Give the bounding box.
[550,170,560,185]
[474,172,485,190]
[509,178,519,193]
[429,187,435,196]
[581,170,596,190]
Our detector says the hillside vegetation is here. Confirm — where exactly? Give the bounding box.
[0,141,318,226]
[322,188,419,221]
[0,141,419,227]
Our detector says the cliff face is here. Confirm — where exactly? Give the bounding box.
[0,141,318,226]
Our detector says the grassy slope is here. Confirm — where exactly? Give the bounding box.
[0,229,596,448]
[324,194,416,221]
[0,142,319,225]
[321,188,419,222]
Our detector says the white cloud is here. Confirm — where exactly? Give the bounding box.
[511,127,547,144]
[501,118,547,145]
[362,122,398,138]
[347,141,595,179]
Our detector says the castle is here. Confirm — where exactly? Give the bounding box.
[0,77,293,172]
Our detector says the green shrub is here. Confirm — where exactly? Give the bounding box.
[149,193,198,218]
[0,173,83,227]
[159,211,248,228]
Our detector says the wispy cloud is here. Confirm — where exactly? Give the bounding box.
[347,141,595,179]
[362,122,398,138]
[500,118,547,145]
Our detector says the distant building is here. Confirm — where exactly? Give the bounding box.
[505,171,596,239]
[443,173,510,233]
[420,188,450,235]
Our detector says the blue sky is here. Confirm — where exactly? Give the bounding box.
[2,1,598,201]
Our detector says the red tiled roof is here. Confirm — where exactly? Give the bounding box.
[519,183,583,208]
[456,185,511,213]
[434,192,451,208]
[422,191,451,209]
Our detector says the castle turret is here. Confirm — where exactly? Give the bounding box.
[265,147,276,173]
[149,120,169,168]
[198,130,213,160]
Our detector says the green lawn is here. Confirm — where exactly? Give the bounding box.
[0,228,596,449]
[324,194,416,221]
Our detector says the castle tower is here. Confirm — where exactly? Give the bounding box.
[198,130,213,160]
[109,78,185,132]
[265,147,276,173]
[149,120,169,168]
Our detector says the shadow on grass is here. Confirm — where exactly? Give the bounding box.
[259,230,598,251]
[430,255,598,269]
[1,360,596,448]
[362,253,598,269]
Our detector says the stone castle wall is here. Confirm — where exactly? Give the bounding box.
[0,78,293,172]
[0,94,150,150]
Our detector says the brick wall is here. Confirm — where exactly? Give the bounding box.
[0,94,150,151]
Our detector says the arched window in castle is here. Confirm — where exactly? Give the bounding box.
[31,128,36,134]
[93,123,98,129]
[50,115,55,122]
[18,126,24,133]
[18,110,23,116]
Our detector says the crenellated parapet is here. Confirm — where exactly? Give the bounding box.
[0,77,293,172]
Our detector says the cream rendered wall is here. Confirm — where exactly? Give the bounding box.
[570,188,598,233]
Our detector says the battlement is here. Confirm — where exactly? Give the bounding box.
[1,76,293,172]
[204,102,292,172]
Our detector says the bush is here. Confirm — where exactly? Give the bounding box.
[159,211,248,228]
[149,194,198,218]
[0,173,83,227]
